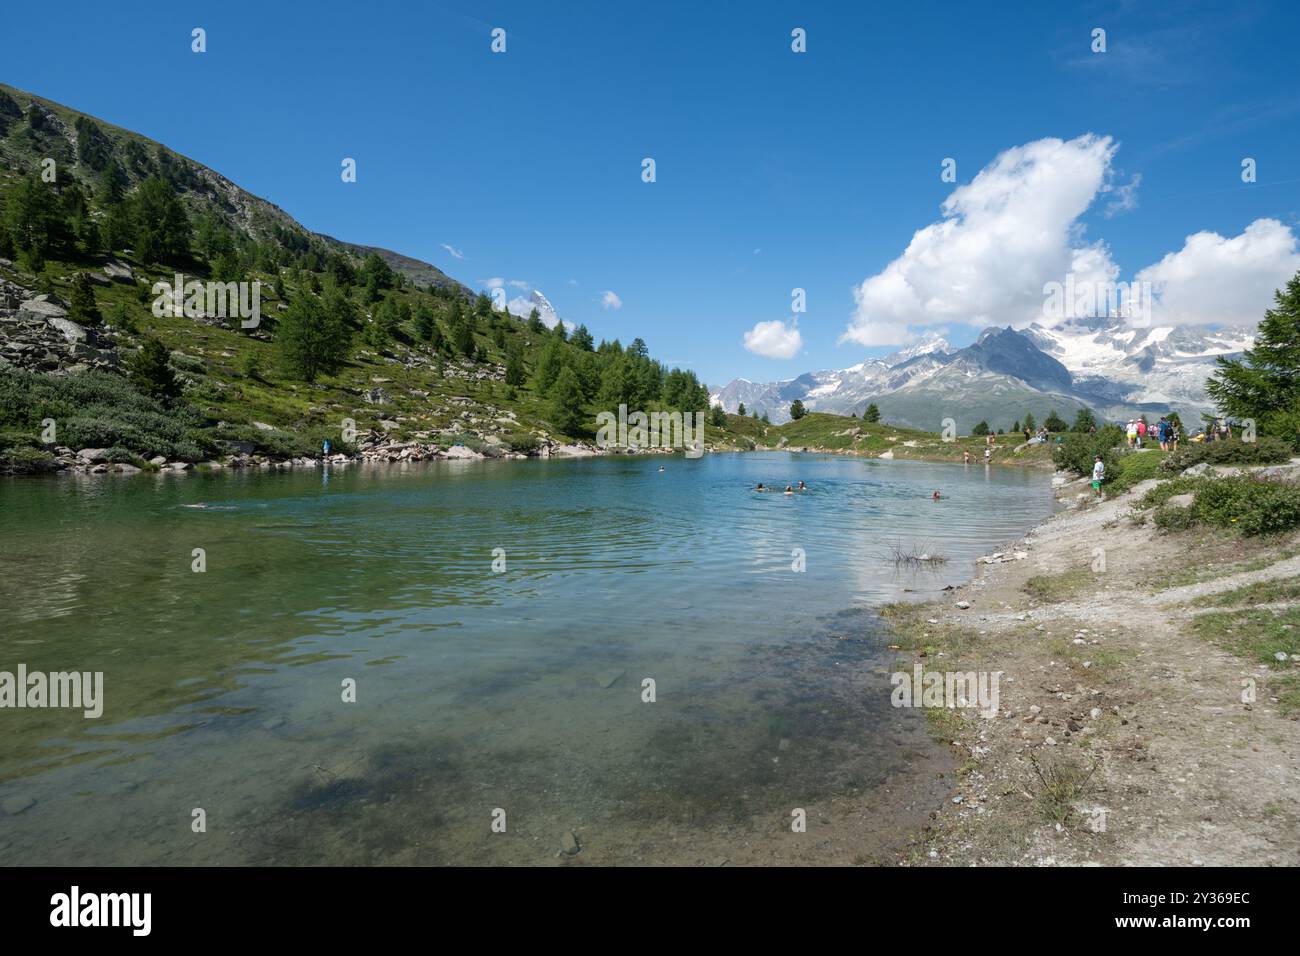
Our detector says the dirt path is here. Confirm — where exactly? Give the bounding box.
[892,473,1300,866]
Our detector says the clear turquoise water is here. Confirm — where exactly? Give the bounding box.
[0,452,1054,865]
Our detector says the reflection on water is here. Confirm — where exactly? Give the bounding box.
[0,453,1054,864]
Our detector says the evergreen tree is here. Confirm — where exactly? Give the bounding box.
[277,287,352,382]
[3,173,59,257]
[1023,412,1037,433]
[863,403,881,423]
[527,308,545,334]
[760,411,769,424]
[709,405,726,427]
[571,324,594,351]
[1207,271,1300,448]
[505,347,526,387]
[534,337,566,394]
[549,365,585,435]
[132,176,190,264]
[1044,410,1068,432]
[67,272,101,325]
[789,399,807,420]
[737,402,746,416]
[1072,408,1097,432]
[415,304,435,341]
[972,420,990,436]
[127,336,180,399]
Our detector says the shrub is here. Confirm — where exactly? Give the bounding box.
[1148,475,1300,536]
[1104,449,1166,497]
[1052,424,1125,477]
[1160,436,1292,473]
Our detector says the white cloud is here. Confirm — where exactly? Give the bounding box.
[601,290,623,310]
[1104,174,1141,218]
[1136,218,1300,327]
[841,133,1300,346]
[479,277,505,289]
[441,243,464,259]
[842,134,1119,346]
[744,318,803,359]
[508,279,529,289]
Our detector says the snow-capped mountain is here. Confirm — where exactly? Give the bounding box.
[1022,317,1253,415]
[710,321,1251,431]
[506,289,563,329]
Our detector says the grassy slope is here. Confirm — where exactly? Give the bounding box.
[706,411,1057,468]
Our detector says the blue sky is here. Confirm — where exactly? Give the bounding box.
[6,0,1300,385]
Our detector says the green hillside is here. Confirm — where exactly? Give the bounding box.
[0,84,710,471]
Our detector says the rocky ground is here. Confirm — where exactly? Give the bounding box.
[891,466,1300,866]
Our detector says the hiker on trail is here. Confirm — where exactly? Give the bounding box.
[1170,422,1180,450]
[1157,417,1170,452]
[1092,456,1105,497]
[1126,420,1138,447]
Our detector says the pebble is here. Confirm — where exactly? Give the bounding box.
[560,830,581,855]
[2,794,36,815]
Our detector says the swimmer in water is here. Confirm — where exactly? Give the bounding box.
[797,480,806,490]
[784,485,794,494]
[756,483,766,491]
[658,465,665,472]
[932,490,941,501]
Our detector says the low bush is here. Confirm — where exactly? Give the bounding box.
[1052,424,1125,478]
[1149,475,1300,536]
[0,367,213,461]
[1160,436,1292,472]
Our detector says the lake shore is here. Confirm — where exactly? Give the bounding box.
[885,467,1300,866]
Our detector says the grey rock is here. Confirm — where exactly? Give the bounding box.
[560,830,580,855]
[2,794,36,815]
[77,448,110,462]
[47,317,87,343]
[1166,493,1195,508]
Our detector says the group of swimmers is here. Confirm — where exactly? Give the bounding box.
[755,481,807,495]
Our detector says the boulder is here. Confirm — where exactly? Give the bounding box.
[76,448,110,462]
[102,260,135,283]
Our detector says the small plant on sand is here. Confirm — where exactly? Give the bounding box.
[1028,752,1099,827]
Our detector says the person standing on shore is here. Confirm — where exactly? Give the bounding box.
[1092,456,1105,497]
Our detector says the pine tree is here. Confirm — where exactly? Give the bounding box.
[1044,410,1068,432]
[571,324,594,351]
[415,304,435,341]
[549,365,585,435]
[277,287,352,382]
[132,176,190,264]
[864,403,881,423]
[1207,271,1300,448]
[67,272,101,325]
[972,420,990,436]
[789,399,807,420]
[505,347,526,387]
[1024,412,1037,432]
[737,402,746,416]
[127,336,180,399]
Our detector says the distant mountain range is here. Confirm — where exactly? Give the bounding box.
[711,322,1252,431]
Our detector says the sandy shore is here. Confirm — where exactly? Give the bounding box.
[888,469,1300,866]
